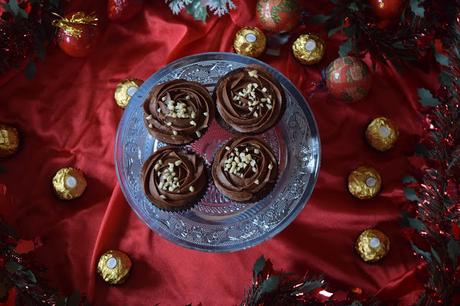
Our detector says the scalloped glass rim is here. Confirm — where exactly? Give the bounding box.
[115,52,321,252]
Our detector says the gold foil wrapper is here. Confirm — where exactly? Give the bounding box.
[355,229,390,262]
[233,27,266,57]
[114,79,143,109]
[366,117,399,151]
[292,33,325,65]
[97,250,132,284]
[52,167,87,200]
[348,166,381,200]
[0,124,20,158]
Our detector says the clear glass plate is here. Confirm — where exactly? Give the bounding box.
[115,52,321,252]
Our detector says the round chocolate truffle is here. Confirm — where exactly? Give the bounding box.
[233,27,266,57]
[141,147,208,211]
[114,78,143,109]
[97,250,132,284]
[347,166,381,200]
[52,167,87,200]
[214,65,285,134]
[212,136,278,202]
[355,229,390,263]
[365,117,399,151]
[143,80,214,145]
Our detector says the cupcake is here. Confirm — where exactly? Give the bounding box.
[212,136,278,202]
[143,80,214,145]
[214,65,285,134]
[141,147,208,211]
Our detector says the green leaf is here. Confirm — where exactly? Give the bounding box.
[411,243,432,261]
[435,53,449,66]
[348,2,359,12]
[328,26,342,38]
[431,247,441,264]
[402,176,417,184]
[410,0,425,17]
[439,71,454,88]
[255,276,280,301]
[404,187,419,202]
[186,1,207,22]
[417,88,440,107]
[253,256,266,279]
[5,261,21,274]
[294,278,323,293]
[309,14,330,24]
[24,62,36,80]
[447,239,460,268]
[406,217,427,232]
[339,39,352,57]
[67,292,81,306]
[5,0,28,18]
[414,143,429,157]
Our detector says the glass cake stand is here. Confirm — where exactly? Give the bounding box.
[115,52,320,252]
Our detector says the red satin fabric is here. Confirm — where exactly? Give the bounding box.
[0,1,434,304]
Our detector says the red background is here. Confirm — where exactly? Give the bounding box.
[0,0,435,304]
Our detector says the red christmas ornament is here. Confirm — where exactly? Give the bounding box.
[53,12,99,58]
[256,0,300,33]
[369,0,403,20]
[326,56,372,102]
[108,0,143,22]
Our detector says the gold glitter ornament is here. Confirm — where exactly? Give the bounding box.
[233,27,266,57]
[366,117,399,151]
[0,124,20,158]
[355,229,390,262]
[97,250,132,284]
[52,167,87,200]
[292,33,325,65]
[348,166,381,200]
[114,79,143,109]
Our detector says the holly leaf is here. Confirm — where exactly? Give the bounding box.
[5,0,28,18]
[417,88,440,107]
[402,176,417,184]
[439,71,454,88]
[435,53,449,66]
[404,187,419,202]
[255,276,280,301]
[309,14,330,24]
[410,0,425,17]
[253,256,266,279]
[414,143,430,157]
[328,26,342,38]
[405,216,427,232]
[411,243,432,261]
[448,239,460,268]
[294,277,323,293]
[431,248,441,264]
[339,39,352,57]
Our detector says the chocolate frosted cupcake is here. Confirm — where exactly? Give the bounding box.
[144,80,214,145]
[214,65,285,134]
[142,147,208,211]
[212,136,278,202]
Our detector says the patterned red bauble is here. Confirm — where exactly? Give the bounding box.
[256,0,300,33]
[369,0,403,20]
[54,12,99,58]
[108,0,143,22]
[326,56,372,102]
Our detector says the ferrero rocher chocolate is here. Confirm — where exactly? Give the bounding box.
[52,167,87,200]
[365,117,399,151]
[348,166,381,200]
[233,27,266,57]
[292,33,325,65]
[0,124,20,158]
[355,229,390,262]
[114,79,143,108]
[97,250,132,284]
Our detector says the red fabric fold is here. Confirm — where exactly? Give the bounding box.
[0,0,434,304]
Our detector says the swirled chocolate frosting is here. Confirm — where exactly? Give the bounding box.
[144,80,214,145]
[212,136,278,202]
[214,65,285,134]
[142,147,207,211]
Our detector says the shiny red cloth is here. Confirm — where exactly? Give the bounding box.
[0,0,434,304]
